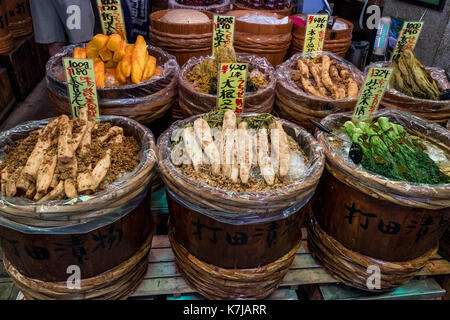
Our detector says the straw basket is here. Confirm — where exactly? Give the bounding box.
[226,10,293,67]
[311,109,450,291]
[175,53,275,119]
[275,52,364,133]
[4,0,33,38]
[46,45,179,127]
[289,15,353,58]
[0,116,157,299]
[157,113,325,299]
[0,4,14,54]
[150,10,214,67]
[380,67,450,125]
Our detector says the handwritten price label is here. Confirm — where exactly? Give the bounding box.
[213,15,235,57]
[96,0,127,42]
[353,67,393,122]
[217,63,247,114]
[391,21,423,63]
[63,58,100,122]
[303,14,328,57]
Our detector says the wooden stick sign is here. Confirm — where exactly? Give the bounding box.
[217,63,247,114]
[302,14,328,57]
[63,58,100,122]
[96,0,128,42]
[353,67,393,122]
[391,21,424,63]
[212,15,235,57]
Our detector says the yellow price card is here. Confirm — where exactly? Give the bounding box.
[217,63,247,114]
[391,21,423,63]
[97,0,128,42]
[302,14,328,57]
[353,67,393,122]
[212,15,235,57]
[63,58,100,122]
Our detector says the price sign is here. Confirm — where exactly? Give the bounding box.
[97,0,128,42]
[391,21,423,63]
[303,14,328,57]
[353,67,393,122]
[63,58,100,122]
[217,63,247,114]
[212,15,235,57]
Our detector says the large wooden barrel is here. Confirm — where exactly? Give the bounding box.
[46,45,179,127]
[168,0,232,14]
[0,116,156,299]
[3,0,33,38]
[311,109,450,291]
[379,66,450,125]
[0,4,14,54]
[289,15,353,58]
[150,10,214,67]
[275,52,364,133]
[226,10,292,67]
[175,53,275,119]
[157,113,325,299]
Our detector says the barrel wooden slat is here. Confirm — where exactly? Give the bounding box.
[0,4,14,54]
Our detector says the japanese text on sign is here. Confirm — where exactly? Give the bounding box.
[213,15,235,57]
[391,21,423,63]
[217,63,247,113]
[302,14,328,57]
[63,58,100,122]
[97,0,127,42]
[353,67,393,122]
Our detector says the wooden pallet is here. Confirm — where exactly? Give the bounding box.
[129,231,450,299]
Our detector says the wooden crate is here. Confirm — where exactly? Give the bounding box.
[0,68,15,123]
[0,34,49,101]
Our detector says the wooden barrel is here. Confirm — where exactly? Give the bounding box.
[289,15,353,58]
[46,44,179,127]
[175,53,275,119]
[0,3,14,54]
[0,116,157,299]
[233,2,294,16]
[168,0,232,14]
[3,0,33,38]
[311,109,450,291]
[157,113,325,299]
[380,66,450,125]
[150,10,214,67]
[226,10,292,67]
[275,52,364,133]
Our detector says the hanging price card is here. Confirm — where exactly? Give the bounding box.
[213,15,235,57]
[391,21,423,63]
[217,63,247,114]
[64,58,100,122]
[353,67,393,122]
[303,14,328,57]
[97,0,128,42]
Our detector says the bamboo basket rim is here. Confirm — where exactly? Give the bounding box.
[226,10,293,34]
[178,52,276,100]
[316,109,450,208]
[150,9,214,33]
[0,116,156,227]
[156,112,325,213]
[46,44,179,92]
